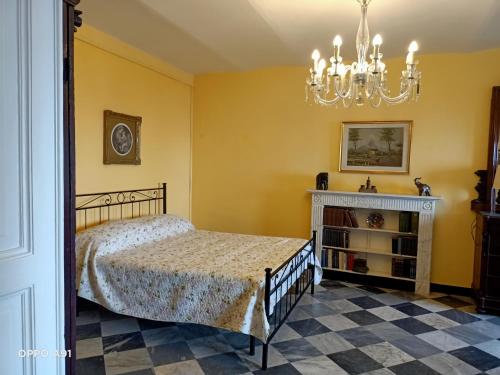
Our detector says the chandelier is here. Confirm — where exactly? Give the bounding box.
[305,0,421,107]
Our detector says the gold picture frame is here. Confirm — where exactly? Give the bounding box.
[339,121,412,174]
[103,110,142,165]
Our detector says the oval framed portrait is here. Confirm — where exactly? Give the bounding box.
[111,123,133,156]
[103,110,142,165]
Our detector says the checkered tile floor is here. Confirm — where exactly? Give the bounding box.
[76,280,500,375]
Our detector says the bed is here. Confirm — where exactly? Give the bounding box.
[75,184,321,370]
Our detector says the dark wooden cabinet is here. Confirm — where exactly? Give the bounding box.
[471,87,500,315]
[473,212,500,314]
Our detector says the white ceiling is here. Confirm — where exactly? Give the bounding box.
[79,0,500,74]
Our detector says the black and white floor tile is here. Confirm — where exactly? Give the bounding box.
[76,281,500,375]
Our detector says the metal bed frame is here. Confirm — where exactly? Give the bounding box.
[75,183,316,370]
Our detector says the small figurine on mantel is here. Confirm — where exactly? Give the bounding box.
[316,172,329,190]
[414,177,432,196]
[359,177,378,193]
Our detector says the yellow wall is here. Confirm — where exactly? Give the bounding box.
[74,24,500,287]
[75,26,193,219]
[192,49,500,288]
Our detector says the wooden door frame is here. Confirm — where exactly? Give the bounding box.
[63,1,81,374]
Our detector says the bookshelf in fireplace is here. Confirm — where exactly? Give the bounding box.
[308,190,441,296]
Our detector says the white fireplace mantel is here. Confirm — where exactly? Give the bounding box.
[308,190,442,295]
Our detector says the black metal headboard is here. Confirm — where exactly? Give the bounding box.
[76,183,167,230]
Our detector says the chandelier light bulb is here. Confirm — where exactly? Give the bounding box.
[333,35,343,47]
[311,49,320,61]
[337,63,346,76]
[372,34,383,46]
[408,41,418,52]
[317,58,327,77]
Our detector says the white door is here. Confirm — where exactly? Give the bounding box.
[0,1,66,374]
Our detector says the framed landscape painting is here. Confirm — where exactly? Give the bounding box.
[339,121,412,174]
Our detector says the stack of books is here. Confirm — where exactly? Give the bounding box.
[332,252,356,270]
[321,228,349,268]
[392,236,418,256]
[399,211,419,234]
[392,258,417,279]
[323,228,350,247]
[323,207,359,227]
[321,206,361,270]
[322,226,351,268]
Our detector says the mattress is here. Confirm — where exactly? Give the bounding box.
[76,215,321,341]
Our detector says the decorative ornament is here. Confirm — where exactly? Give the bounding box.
[359,176,378,193]
[353,258,369,273]
[366,212,384,228]
[414,177,431,196]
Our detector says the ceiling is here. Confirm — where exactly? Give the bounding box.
[79,0,500,74]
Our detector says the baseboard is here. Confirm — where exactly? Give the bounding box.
[322,269,416,291]
[322,269,473,296]
[429,283,472,297]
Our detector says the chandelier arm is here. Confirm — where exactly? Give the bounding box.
[333,81,351,100]
[376,81,414,104]
[343,96,355,108]
[313,77,352,105]
[332,72,354,99]
[369,93,382,108]
[313,90,342,105]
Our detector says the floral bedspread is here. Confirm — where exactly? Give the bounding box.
[76,215,321,341]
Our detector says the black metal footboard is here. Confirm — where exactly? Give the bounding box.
[250,231,317,370]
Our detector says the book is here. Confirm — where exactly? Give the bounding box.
[333,251,339,268]
[336,251,342,270]
[392,258,416,279]
[344,210,353,227]
[335,251,349,270]
[399,211,420,234]
[411,212,419,234]
[392,258,404,277]
[334,208,345,226]
[392,236,418,256]
[409,260,417,279]
[323,206,359,228]
[321,249,328,267]
[347,253,355,270]
[323,206,333,226]
[348,209,359,228]
[392,238,400,254]
[399,211,411,233]
[322,228,349,248]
